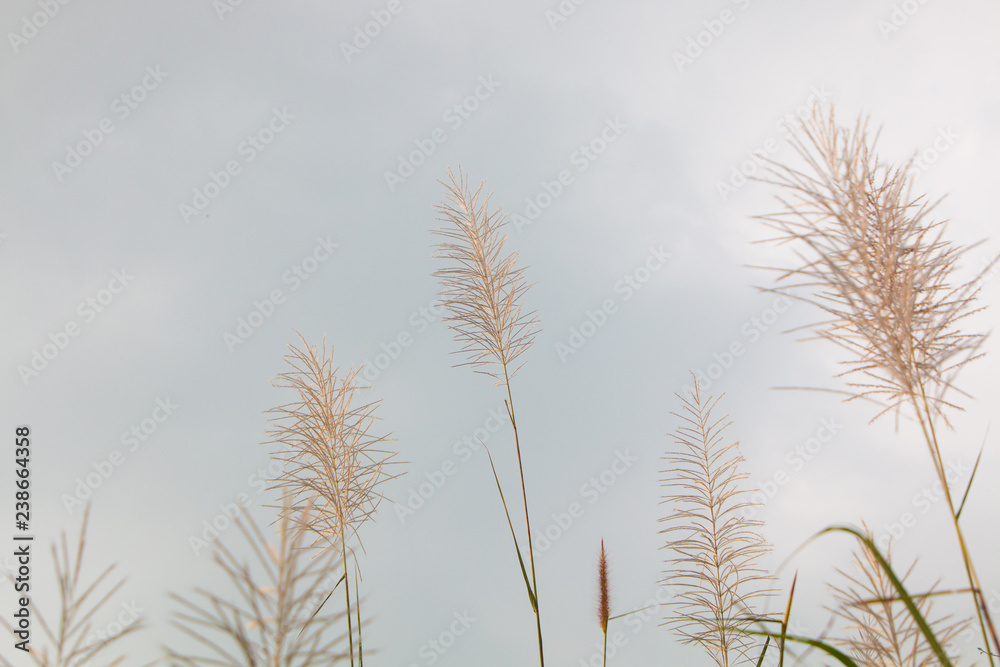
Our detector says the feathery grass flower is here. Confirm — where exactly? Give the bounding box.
[661,378,774,667]
[755,106,991,425]
[432,166,539,385]
[266,333,399,666]
[756,105,1000,661]
[431,166,546,666]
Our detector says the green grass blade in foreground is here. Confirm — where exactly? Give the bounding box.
[754,636,772,667]
[798,524,955,667]
[779,572,797,667]
[955,432,986,521]
[356,569,364,667]
[484,444,537,612]
[299,573,346,639]
[737,629,860,667]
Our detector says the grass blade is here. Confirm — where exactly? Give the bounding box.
[484,444,537,612]
[955,430,987,521]
[813,525,955,667]
[738,629,861,667]
[299,573,346,639]
[779,572,797,667]
[754,635,772,667]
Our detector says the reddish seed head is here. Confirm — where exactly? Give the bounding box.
[598,540,610,633]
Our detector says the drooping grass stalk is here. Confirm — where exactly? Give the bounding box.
[736,525,970,667]
[827,523,969,665]
[266,333,400,666]
[755,104,999,662]
[431,166,543,665]
[812,526,957,666]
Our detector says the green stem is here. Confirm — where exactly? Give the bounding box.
[356,569,364,667]
[341,537,354,667]
[912,384,999,664]
[504,366,545,667]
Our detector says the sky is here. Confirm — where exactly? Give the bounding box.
[2,0,1000,665]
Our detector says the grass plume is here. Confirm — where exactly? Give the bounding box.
[0,505,145,667]
[660,378,774,667]
[266,333,399,666]
[756,104,999,661]
[432,166,539,384]
[431,166,545,665]
[597,540,611,667]
[754,105,991,424]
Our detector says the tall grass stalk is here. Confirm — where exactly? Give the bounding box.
[266,333,399,666]
[431,166,544,665]
[660,378,774,666]
[755,105,999,662]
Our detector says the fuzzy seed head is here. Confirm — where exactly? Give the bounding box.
[598,539,611,634]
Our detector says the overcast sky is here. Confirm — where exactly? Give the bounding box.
[2,0,1000,665]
